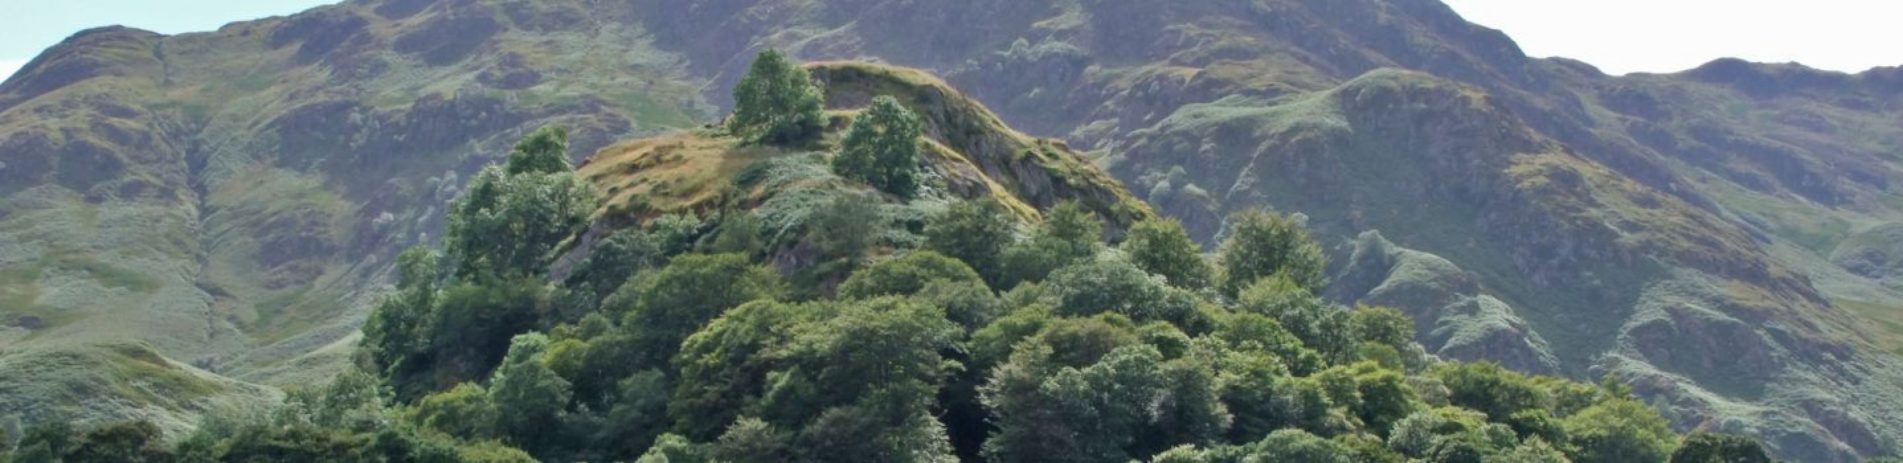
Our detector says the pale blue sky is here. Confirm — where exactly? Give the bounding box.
[1443,0,1903,75]
[1,1,1900,82]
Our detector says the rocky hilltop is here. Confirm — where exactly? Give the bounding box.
[2,0,1901,459]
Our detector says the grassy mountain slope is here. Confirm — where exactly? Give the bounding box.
[0,0,715,429]
[2,0,1901,459]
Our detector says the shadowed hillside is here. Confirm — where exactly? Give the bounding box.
[1,0,1900,459]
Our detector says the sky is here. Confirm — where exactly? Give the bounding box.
[1440,0,1903,75]
[1,0,1901,82]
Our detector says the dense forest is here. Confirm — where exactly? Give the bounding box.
[0,52,1790,463]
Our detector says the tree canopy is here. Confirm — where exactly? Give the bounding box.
[834,95,924,198]
[730,49,826,146]
[31,59,1770,463]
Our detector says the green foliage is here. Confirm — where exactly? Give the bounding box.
[1121,218,1213,290]
[1433,362,1551,424]
[637,434,707,463]
[805,193,885,264]
[423,278,549,392]
[669,298,958,461]
[839,250,985,299]
[968,305,1056,371]
[1212,310,1326,376]
[834,96,925,197]
[1217,209,1327,296]
[506,126,573,176]
[327,114,1735,462]
[730,50,826,146]
[1352,306,1417,353]
[564,227,667,306]
[925,199,1016,283]
[409,383,498,440]
[1039,255,1203,329]
[914,279,1006,332]
[1000,201,1103,287]
[710,212,766,257]
[489,333,573,451]
[1244,429,1353,463]
[1316,362,1421,435]
[1562,398,1679,463]
[671,300,813,440]
[446,128,597,280]
[64,420,169,463]
[362,247,442,389]
[600,371,672,460]
[1669,433,1771,463]
[1496,437,1571,463]
[1237,275,1357,363]
[605,253,779,371]
[983,344,1224,463]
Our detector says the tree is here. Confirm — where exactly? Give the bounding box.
[445,127,597,280]
[730,49,826,145]
[1386,408,1494,459]
[1432,362,1551,424]
[1351,306,1417,353]
[835,95,924,197]
[506,126,572,175]
[423,277,548,394]
[712,418,792,463]
[638,434,708,463]
[1669,433,1770,463]
[925,199,1015,282]
[915,279,1005,333]
[838,250,984,299]
[1237,275,1357,363]
[362,247,441,386]
[563,227,666,305]
[604,253,779,370]
[1121,218,1212,290]
[1562,398,1678,463]
[1314,362,1420,435]
[599,371,672,460]
[490,333,574,453]
[983,345,1174,463]
[669,298,958,461]
[1245,429,1353,463]
[409,383,498,440]
[1039,255,1202,329]
[65,421,169,463]
[1000,201,1102,287]
[1216,209,1326,296]
[775,300,960,462]
[1212,310,1326,377]
[1495,437,1571,463]
[710,211,766,257]
[671,301,813,439]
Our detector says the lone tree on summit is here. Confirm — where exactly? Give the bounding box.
[834,95,924,197]
[729,49,826,146]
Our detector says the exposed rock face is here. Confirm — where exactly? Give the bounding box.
[4,0,1903,459]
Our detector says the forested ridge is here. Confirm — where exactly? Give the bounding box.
[0,52,1785,463]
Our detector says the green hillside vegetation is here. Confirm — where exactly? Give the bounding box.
[0,53,1775,463]
[2,0,1901,461]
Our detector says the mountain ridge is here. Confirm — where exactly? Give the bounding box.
[2,0,1902,460]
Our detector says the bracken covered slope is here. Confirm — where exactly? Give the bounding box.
[3,0,1902,460]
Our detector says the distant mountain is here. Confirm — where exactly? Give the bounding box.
[1,0,1899,460]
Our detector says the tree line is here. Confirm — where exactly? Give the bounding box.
[0,51,1789,463]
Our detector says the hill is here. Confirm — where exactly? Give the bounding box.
[0,0,1900,459]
